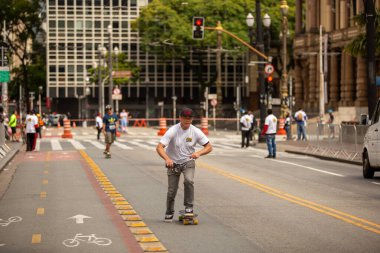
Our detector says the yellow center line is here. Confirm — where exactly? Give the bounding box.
[198,161,380,236]
[36,208,45,215]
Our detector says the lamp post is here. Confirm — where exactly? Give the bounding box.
[38,86,43,115]
[114,46,120,114]
[145,76,150,126]
[280,0,289,118]
[263,13,272,109]
[246,2,270,143]
[107,24,113,109]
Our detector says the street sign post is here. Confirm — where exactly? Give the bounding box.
[211,99,217,131]
[264,64,274,75]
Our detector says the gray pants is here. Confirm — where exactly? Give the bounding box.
[166,160,195,215]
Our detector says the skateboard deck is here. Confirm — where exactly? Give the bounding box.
[105,154,111,158]
[178,210,199,225]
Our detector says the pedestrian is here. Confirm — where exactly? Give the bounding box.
[248,111,255,141]
[119,108,129,133]
[9,111,18,142]
[284,112,292,140]
[102,105,119,158]
[156,108,212,222]
[261,109,278,158]
[95,113,103,140]
[294,108,308,141]
[25,110,38,152]
[36,113,43,138]
[240,110,252,148]
[327,110,335,139]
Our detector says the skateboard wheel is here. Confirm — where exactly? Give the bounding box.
[183,219,189,225]
[193,219,199,225]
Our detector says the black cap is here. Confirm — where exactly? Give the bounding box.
[180,108,194,117]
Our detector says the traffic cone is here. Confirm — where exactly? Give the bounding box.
[116,130,121,137]
[277,118,287,135]
[201,117,209,136]
[61,119,73,138]
[157,118,167,136]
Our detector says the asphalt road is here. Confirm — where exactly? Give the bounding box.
[1,128,380,252]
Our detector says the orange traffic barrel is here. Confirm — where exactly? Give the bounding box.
[201,117,209,136]
[157,118,167,136]
[61,119,73,138]
[277,118,286,135]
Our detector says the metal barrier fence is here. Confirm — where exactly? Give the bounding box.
[303,123,369,162]
[0,123,11,159]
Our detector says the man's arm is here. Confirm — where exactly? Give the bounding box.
[190,142,212,159]
[156,143,174,168]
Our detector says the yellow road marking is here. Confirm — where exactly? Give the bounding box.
[31,234,41,244]
[43,170,48,174]
[198,161,380,236]
[42,179,48,185]
[36,208,45,215]
[40,192,47,198]
[79,150,167,252]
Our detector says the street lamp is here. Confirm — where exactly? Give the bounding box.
[280,0,289,118]
[145,76,150,126]
[107,24,113,109]
[38,86,43,115]
[114,46,120,113]
[97,45,107,115]
[246,3,270,143]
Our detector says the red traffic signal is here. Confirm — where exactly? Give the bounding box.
[192,17,204,40]
[267,75,273,82]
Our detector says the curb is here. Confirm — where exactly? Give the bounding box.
[284,150,362,166]
[0,143,22,173]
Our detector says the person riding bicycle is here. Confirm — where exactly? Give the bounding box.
[156,107,213,222]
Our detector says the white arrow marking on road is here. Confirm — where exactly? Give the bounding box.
[68,215,92,224]
[0,244,5,246]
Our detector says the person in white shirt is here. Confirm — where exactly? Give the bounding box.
[240,111,253,148]
[25,110,38,151]
[95,113,103,140]
[294,108,308,141]
[261,109,278,158]
[156,108,213,222]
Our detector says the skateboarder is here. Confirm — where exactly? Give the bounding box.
[156,108,213,222]
[102,105,119,158]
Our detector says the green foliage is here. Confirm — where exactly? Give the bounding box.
[345,9,380,57]
[134,0,295,59]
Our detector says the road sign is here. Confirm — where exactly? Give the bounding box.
[264,64,274,75]
[112,94,122,100]
[113,88,121,95]
[0,67,10,82]
[210,98,217,107]
[208,94,217,100]
[112,70,132,78]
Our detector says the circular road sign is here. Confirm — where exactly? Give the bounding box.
[210,98,217,107]
[264,64,274,75]
[113,88,121,95]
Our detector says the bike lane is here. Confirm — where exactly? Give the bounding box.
[0,150,143,253]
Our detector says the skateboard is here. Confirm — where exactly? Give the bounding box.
[105,153,111,159]
[178,210,199,225]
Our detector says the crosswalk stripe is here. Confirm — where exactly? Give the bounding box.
[51,140,62,150]
[68,139,86,150]
[128,140,155,150]
[113,141,133,150]
[211,143,235,150]
[35,139,41,151]
[84,140,105,149]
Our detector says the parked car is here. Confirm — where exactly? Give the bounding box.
[362,99,380,178]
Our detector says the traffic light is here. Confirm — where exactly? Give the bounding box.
[266,75,273,94]
[192,17,204,40]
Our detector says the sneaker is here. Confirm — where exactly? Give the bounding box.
[265,155,273,158]
[185,207,193,216]
[164,214,174,222]
[103,150,107,154]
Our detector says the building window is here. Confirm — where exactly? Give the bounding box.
[76,20,83,29]
[67,0,74,5]
[49,66,56,73]
[59,65,65,73]
[67,20,74,29]
[58,20,65,28]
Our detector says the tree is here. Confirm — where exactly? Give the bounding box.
[133,0,295,92]
[0,0,44,112]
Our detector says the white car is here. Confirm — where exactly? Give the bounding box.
[363,99,380,178]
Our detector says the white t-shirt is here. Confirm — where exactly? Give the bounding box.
[26,114,38,133]
[160,123,209,164]
[240,114,252,131]
[96,116,103,128]
[264,114,277,134]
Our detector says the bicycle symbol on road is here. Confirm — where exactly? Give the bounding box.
[62,233,112,247]
[0,216,22,227]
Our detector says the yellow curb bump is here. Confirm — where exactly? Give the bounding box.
[40,192,47,198]
[31,234,41,244]
[115,205,133,210]
[114,201,130,205]
[125,221,147,227]
[104,190,119,194]
[108,193,122,197]
[135,235,159,242]
[36,208,45,215]
[111,197,126,202]
[103,187,117,191]
[42,180,48,185]
[119,210,137,215]
[138,242,167,252]
[122,215,142,221]
[129,227,153,235]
